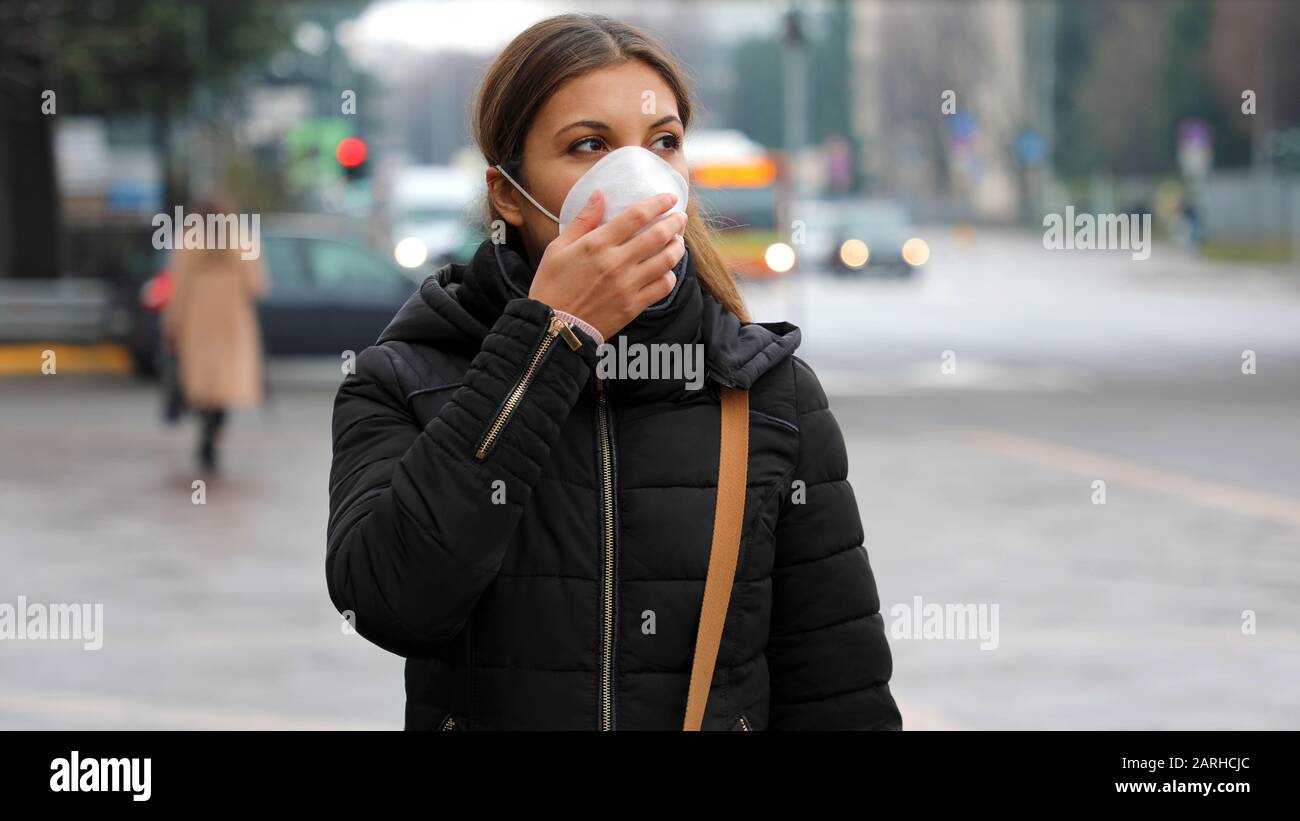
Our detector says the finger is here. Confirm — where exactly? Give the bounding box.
[628,234,685,287]
[634,270,677,307]
[618,210,688,266]
[592,192,678,246]
[556,189,605,245]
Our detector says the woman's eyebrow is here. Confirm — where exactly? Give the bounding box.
[555,114,683,139]
[647,114,682,130]
[556,119,611,137]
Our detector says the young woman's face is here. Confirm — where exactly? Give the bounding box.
[489,60,688,264]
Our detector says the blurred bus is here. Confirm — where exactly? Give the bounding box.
[687,130,789,278]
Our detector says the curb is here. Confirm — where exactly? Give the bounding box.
[0,343,133,377]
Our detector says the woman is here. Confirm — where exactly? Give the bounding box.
[326,13,901,731]
[161,197,268,473]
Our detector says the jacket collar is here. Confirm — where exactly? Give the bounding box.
[379,235,801,403]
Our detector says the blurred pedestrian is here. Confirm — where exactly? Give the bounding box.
[1180,196,1202,247]
[161,196,268,473]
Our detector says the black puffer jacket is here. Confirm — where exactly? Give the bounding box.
[326,235,902,731]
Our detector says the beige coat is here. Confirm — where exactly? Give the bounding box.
[162,247,268,409]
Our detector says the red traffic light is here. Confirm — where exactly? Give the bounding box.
[336,137,367,168]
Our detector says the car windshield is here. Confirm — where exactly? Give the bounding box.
[800,201,911,234]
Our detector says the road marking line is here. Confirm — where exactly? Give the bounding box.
[965,429,1300,528]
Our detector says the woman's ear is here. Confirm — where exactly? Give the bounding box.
[485,167,525,227]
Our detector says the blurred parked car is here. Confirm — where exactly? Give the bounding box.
[124,214,425,378]
[0,220,154,347]
[796,198,930,277]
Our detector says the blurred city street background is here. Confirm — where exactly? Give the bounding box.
[2,0,1299,729]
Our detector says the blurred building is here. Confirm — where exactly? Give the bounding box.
[850,0,1030,222]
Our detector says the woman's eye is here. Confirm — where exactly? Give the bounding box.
[651,133,681,152]
[570,136,606,154]
[570,134,680,154]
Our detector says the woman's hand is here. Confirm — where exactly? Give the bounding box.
[527,190,687,341]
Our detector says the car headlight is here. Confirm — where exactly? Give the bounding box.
[901,237,930,267]
[764,242,796,273]
[394,237,429,269]
[839,239,869,268]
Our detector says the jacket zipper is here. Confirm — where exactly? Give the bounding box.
[439,713,457,731]
[596,375,616,730]
[474,311,582,461]
[738,714,751,731]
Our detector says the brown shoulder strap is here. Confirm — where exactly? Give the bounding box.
[683,386,749,731]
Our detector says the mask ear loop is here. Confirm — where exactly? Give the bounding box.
[493,163,560,224]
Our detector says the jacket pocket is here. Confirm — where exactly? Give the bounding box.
[732,712,753,731]
[438,712,462,731]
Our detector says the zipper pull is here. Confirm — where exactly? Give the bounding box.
[548,313,582,351]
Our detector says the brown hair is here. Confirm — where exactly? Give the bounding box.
[183,194,245,265]
[471,13,750,323]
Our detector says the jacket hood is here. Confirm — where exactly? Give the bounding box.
[377,235,801,391]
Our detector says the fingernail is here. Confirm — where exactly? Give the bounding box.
[587,190,601,206]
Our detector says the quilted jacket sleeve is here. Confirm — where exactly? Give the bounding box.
[326,296,598,657]
[766,356,903,730]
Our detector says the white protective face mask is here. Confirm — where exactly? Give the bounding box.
[494,145,689,237]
